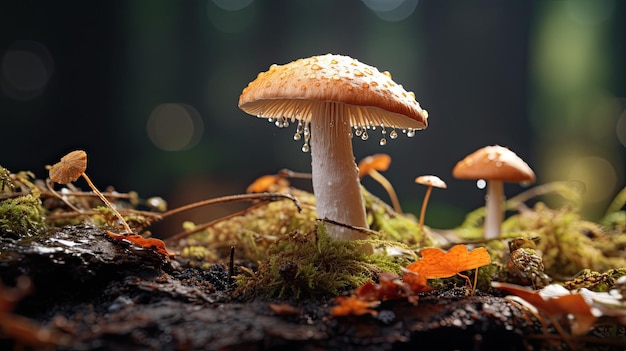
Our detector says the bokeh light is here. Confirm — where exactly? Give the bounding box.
[207,0,255,33]
[147,103,204,151]
[1,40,53,100]
[362,0,419,22]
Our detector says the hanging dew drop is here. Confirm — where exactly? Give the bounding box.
[476,179,487,189]
[354,127,363,137]
[407,129,415,137]
[379,138,387,146]
[302,143,310,152]
[293,132,301,141]
[268,118,274,123]
[390,130,398,139]
[361,131,369,141]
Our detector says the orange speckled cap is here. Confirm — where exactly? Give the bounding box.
[238,53,428,131]
[452,145,536,183]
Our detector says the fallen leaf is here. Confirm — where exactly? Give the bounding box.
[492,282,597,336]
[106,231,174,258]
[330,295,379,317]
[268,303,302,316]
[400,269,432,294]
[406,244,491,279]
[355,272,410,302]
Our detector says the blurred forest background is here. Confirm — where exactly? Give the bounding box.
[1,0,624,236]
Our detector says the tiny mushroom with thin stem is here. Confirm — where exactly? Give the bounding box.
[414,175,447,230]
[358,153,402,213]
[48,150,133,234]
[452,145,535,240]
[238,54,428,247]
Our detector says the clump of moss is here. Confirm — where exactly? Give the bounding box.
[175,188,318,264]
[561,268,626,292]
[0,166,47,237]
[502,202,626,277]
[0,194,48,236]
[237,224,409,299]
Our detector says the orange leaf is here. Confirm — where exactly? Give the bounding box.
[406,244,491,279]
[106,231,175,258]
[330,296,379,317]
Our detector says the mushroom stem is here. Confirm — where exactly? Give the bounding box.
[80,172,133,234]
[310,103,369,245]
[484,180,504,240]
[367,169,402,213]
[418,186,433,230]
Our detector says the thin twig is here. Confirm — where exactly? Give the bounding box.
[160,192,302,219]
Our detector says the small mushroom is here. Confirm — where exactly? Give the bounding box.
[49,150,133,234]
[414,175,447,230]
[358,154,402,213]
[452,145,535,240]
[239,54,428,245]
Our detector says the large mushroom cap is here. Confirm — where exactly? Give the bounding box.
[238,53,428,131]
[452,145,535,183]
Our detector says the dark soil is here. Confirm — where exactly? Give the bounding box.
[0,225,622,351]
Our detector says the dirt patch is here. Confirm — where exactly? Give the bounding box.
[0,225,622,350]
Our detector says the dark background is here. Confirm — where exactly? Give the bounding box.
[1,0,624,235]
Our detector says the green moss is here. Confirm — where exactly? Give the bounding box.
[0,194,47,236]
[362,188,441,247]
[237,224,409,299]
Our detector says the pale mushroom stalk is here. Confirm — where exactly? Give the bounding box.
[310,104,368,242]
[418,185,433,230]
[238,54,429,252]
[414,175,447,230]
[452,145,535,241]
[484,180,504,240]
[367,170,401,213]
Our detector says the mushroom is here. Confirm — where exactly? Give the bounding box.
[49,150,133,234]
[414,175,447,230]
[238,54,428,244]
[452,145,535,240]
[358,154,402,213]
